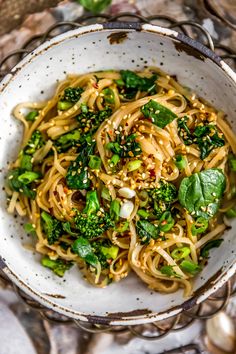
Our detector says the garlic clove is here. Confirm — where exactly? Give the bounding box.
[206,311,236,353]
[118,187,136,199]
[119,201,134,219]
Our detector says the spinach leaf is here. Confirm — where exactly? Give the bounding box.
[200,239,223,258]
[141,100,177,128]
[120,70,157,97]
[193,125,225,160]
[136,220,159,243]
[66,139,95,190]
[160,265,181,278]
[178,169,226,219]
[72,237,98,267]
[177,116,193,145]
[62,221,78,237]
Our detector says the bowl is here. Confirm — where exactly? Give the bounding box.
[0,22,236,326]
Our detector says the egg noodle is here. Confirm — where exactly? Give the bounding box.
[6,67,236,296]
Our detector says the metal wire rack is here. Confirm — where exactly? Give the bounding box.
[0,12,236,352]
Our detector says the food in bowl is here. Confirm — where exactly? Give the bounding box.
[6,66,236,296]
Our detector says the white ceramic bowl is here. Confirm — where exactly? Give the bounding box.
[0,23,236,326]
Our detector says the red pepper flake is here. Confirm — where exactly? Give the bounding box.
[63,187,69,194]
[150,169,156,177]
[93,83,99,89]
[161,220,167,225]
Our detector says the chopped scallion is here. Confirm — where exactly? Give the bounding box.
[57,101,73,111]
[109,154,120,167]
[110,199,121,222]
[171,247,190,260]
[25,110,38,122]
[180,260,201,275]
[89,155,101,169]
[175,154,187,170]
[18,171,40,184]
[159,211,174,232]
[127,160,142,172]
[225,208,236,218]
[137,209,149,219]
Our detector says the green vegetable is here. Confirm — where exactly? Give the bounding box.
[64,87,83,103]
[127,160,142,172]
[57,101,73,111]
[23,223,36,234]
[178,117,225,160]
[178,169,226,219]
[160,265,180,278]
[18,171,40,185]
[62,221,78,236]
[136,220,159,243]
[101,187,111,201]
[55,129,81,152]
[89,155,101,169]
[24,130,44,155]
[180,260,202,275]
[20,154,32,171]
[141,100,177,129]
[41,211,63,245]
[159,211,175,232]
[7,168,36,199]
[193,124,225,160]
[76,107,112,137]
[72,237,98,267]
[102,87,115,104]
[148,180,177,218]
[200,239,223,258]
[139,190,149,207]
[101,245,119,259]
[171,247,191,260]
[119,70,157,99]
[107,133,142,159]
[109,154,120,167]
[77,0,112,14]
[66,138,95,190]
[137,209,149,219]
[175,154,187,170]
[41,256,73,277]
[177,116,193,145]
[115,221,129,233]
[225,208,236,218]
[229,154,236,172]
[191,217,208,235]
[110,199,121,222]
[25,110,38,122]
[83,190,100,216]
[74,190,114,239]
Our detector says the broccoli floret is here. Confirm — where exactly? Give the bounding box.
[41,256,73,277]
[149,180,177,203]
[148,181,177,218]
[24,130,44,155]
[64,87,84,103]
[41,211,63,245]
[74,191,114,239]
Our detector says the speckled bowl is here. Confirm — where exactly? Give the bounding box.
[0,23,236,326]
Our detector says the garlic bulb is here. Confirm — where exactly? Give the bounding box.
[118,187,136,199]
[206,311,235,353]
[119,201,134,219]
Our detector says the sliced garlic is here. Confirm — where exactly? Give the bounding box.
[120,201,134,219]
[206,312,235,353]
[118,187,136,199]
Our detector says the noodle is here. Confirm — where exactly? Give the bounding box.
[6,67,236,296]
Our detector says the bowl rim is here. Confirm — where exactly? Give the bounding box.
[0,22,236,326]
